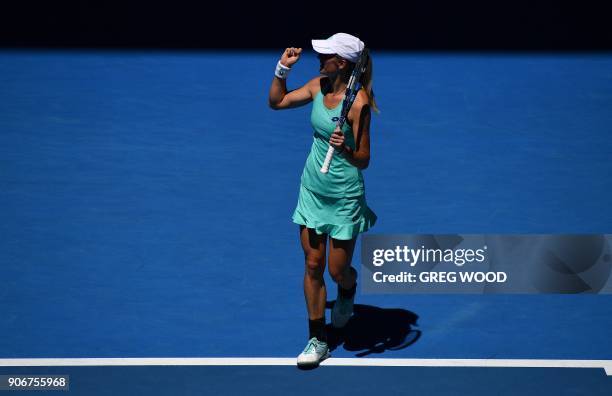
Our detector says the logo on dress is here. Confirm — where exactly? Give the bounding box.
[331,117,339,122]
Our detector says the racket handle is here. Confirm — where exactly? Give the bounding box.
[320,144,336,173]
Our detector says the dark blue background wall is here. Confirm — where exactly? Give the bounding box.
[1,0,611,50]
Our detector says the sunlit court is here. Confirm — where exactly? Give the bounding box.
[1,2,612,394]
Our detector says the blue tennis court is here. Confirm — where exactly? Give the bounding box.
[1,50,612,394]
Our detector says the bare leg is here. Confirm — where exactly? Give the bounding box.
[328,237,357,289]
[300,225,327,320]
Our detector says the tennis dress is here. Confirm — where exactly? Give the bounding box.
[291,90,377,240]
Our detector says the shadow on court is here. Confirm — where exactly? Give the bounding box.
[325,303,421,357]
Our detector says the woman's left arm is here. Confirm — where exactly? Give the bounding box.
[342,91,371,170]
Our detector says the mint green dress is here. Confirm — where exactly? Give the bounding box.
[292,90,377,240]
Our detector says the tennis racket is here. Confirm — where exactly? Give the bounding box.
[320,48,370,174]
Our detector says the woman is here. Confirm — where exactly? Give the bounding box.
[268,33,378,367]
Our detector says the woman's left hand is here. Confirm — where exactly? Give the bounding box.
[329,126,345,152]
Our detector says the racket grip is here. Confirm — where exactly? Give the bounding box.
[320,144,336,173]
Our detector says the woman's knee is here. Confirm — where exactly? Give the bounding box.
[305,255,325,278]
[328,264,350,284]
[328,237,356,283]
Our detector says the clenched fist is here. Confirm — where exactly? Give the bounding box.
[280,47,302,68]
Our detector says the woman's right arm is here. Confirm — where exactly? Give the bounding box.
[269,47,318,110]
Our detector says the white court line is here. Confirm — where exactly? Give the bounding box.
[0,358,610,375]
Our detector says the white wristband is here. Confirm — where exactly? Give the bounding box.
[275,60,291,79]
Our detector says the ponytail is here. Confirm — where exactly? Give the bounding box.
[340,53,380,114]
[360,54,380,114]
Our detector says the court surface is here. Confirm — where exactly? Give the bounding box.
[1,51,612,394]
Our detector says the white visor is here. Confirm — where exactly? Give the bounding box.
[311,32,365,63]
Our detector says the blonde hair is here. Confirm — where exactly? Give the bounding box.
[341,54,380,114]
[359,54,379,114]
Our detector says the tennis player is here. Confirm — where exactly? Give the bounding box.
[269,33,378,367]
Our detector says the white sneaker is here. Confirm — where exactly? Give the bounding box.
[332,271,357,328]
[331,291,355,328]
[297,337,330,367]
